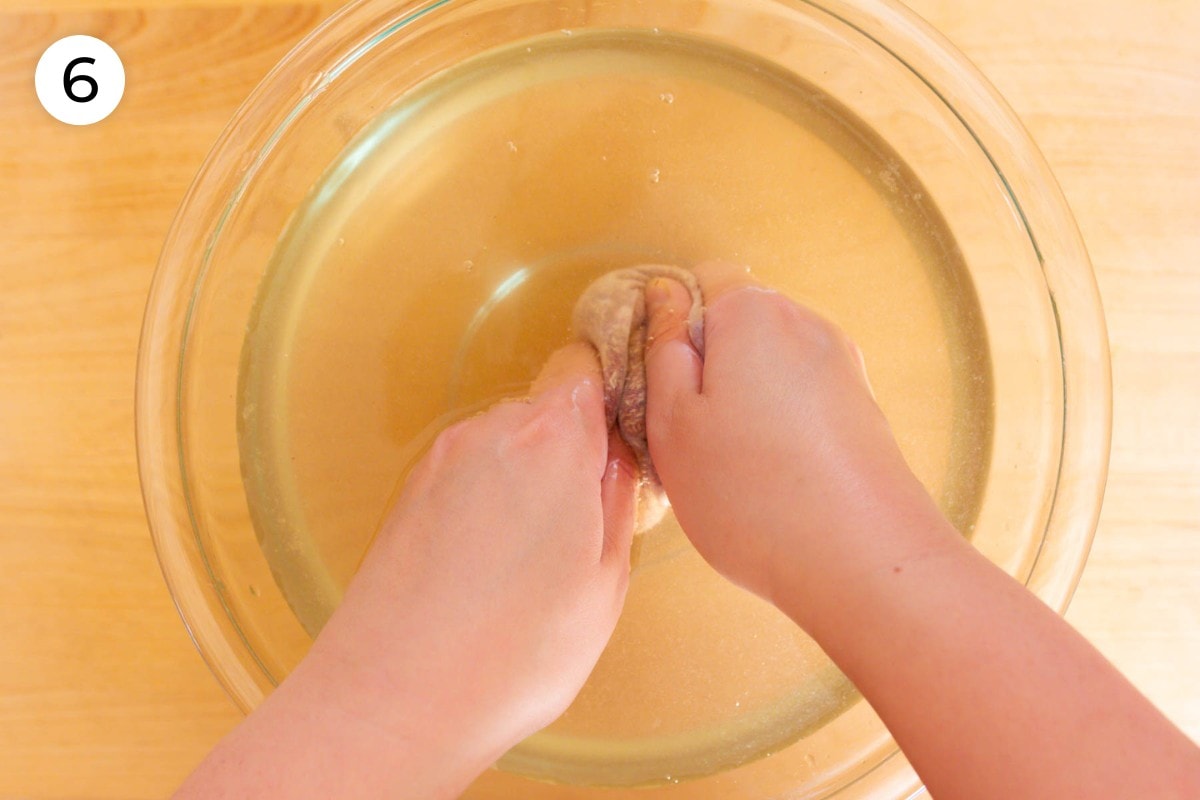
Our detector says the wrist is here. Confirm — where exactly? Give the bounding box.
[293,567,508,797]
[766,469,963,634]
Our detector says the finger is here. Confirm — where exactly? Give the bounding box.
[530,341,602,398]
[599,431,638,569]
[692,259,767,306]
[645,277,703,405]
[528,342,608,450]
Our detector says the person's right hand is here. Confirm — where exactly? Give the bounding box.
[646,262,1200,800]
[643,261,948,618]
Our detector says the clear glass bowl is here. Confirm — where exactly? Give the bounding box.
[136,0,1111,797]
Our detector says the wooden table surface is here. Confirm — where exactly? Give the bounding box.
[1,0,1196,796]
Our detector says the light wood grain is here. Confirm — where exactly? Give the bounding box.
[0,6,335,798]
[901,0,1200,744]
[0,1,1197,797]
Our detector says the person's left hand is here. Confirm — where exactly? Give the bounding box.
[297,342,638,793]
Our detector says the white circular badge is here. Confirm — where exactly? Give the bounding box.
[35,35,125,126]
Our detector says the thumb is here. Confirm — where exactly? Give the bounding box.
[599,431,637,569]
[644,277,703,411]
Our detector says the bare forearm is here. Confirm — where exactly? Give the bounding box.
[779,493,1200,800]
[174,648,486,800]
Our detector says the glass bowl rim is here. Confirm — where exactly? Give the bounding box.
[135,0,1112,791]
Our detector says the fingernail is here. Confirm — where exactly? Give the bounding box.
[645,278,673,312]
[606,457,622,482]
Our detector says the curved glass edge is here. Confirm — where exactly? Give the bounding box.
[137,222,265,712]
[832,0,1112,615]
[137,0,457,713]
[136,0,1114,780]
[792,1,1112,796]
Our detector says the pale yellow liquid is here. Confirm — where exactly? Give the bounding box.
[240,30,990,786]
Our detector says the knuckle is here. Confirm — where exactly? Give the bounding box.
[432,417,471,450]
[432,417,477,453]
[758,291,806,325]
[707,287,786,334]
[423,418,475,468]
[519,393,576,444]
[749,293,843,354]
[535,385,576,420]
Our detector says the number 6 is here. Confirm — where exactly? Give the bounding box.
[63,57,99,103]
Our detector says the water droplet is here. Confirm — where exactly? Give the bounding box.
[804,753,817,766]
[600,154,608,162]
[649,168,661,183]
[463,259,474,272]
[506,140,518,153]
[525,46,532,53]
[560,28,573,35]
[659,92,674,104]
[337,237,345,246]
[652,26,661,34]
